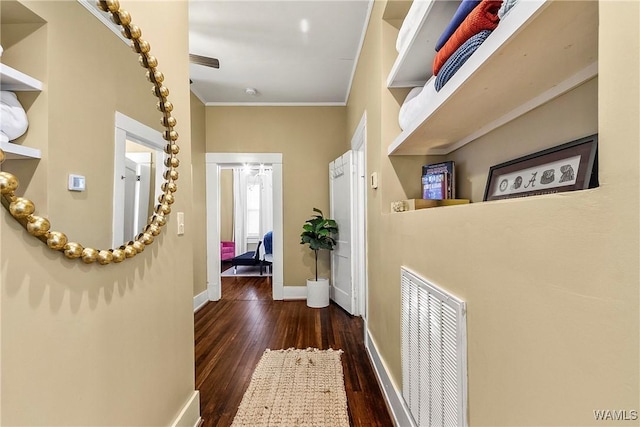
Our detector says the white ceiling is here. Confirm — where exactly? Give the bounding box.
[188,1,373,106]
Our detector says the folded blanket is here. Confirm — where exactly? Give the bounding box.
[433,0,502,76]
[435,0,481,52]
[398,80,437,131]
[498,0,519,19]
[435,30,493,91]
[396,0,431,53]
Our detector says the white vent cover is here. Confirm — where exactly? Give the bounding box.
[401,267,468,427]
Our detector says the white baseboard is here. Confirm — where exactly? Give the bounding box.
[171,390,201,427]
[194,290,208,313]
[283,285,307,300]
[365,327,415,427]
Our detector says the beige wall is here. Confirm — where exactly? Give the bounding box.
[191,92,207,297]
[220,169,234,242]
[206,107,347,286]
[348,0,638,425]
[1,1,197,425]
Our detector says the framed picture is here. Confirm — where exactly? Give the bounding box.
[483,134,598,201]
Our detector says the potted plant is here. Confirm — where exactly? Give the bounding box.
[300,208,338,308]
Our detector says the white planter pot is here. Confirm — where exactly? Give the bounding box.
[306,278,329,308]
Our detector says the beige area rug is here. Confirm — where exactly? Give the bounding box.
[231,348,349,427]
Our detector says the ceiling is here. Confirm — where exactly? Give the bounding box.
[188,1,373,106]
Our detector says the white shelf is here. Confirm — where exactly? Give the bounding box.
[0,63,43,91]
[388,0,598,156]
[1,137,41,160]
[387,0,461,88]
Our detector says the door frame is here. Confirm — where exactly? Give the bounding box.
[351,112,367,319]
[112,111,165,248]
[205,153,284,301]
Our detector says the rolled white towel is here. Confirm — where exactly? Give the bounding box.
[398,80,437,131]
[1,91,29,141]
[399,86,423,130]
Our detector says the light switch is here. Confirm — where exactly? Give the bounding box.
[370,172,378,189]
[177,212,185,235]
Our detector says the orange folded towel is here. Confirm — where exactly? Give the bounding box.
[433,0,502,76]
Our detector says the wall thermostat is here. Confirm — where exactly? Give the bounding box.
[68,174,86,191]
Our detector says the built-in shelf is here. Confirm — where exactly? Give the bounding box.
[0,63,43,91]
[388,0,598,156]
[0,64,43,159]
[387,0,461,88]
[0,137,41,160]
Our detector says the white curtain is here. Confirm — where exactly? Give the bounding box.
[232,168,247,256]
[259,168,273,238]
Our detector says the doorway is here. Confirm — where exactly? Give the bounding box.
[205,153,284,301]
[112,112,166,247]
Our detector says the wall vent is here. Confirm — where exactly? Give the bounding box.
[401,267,468,427]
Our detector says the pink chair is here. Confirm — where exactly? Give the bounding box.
[220,241,235,261]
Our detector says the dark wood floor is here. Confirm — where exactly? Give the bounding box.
[195,276,393,426]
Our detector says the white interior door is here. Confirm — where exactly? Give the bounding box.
[330,151,355,315]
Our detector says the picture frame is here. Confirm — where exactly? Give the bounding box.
[483,134,598,201]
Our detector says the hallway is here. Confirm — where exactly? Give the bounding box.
[195,277,393,426]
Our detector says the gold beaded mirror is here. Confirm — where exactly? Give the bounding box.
[0,0,179,265]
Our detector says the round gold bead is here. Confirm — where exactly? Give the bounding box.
[0,148,5,164]
[163,169,179,181]
[117,10,131,26]
[159,193,175,205]
[122,24,141,40]
[161,182,177,193]
[124,245,137,258]
[164,157,179,168]
[0,171,19,194]
[111,248,126,263]
[139,54,157,69]
[164,143,180,155]
[152,85,169,98]
[9,197,35,218]
[132,240,145,253]
[46,231,68,250]
[161,116,176,128]
[132,39,150,54]
[97,250,114,265]
[163,130,179,142]
[153,213,167,227]
[140,232,154,245]
[106,0,120,12]
[26,216,50,236]
[147,70,164,84]
[81,248,98,264]
[63,242,83,259]
[159,203,171,215]
[97,0,119,13]
[146,223,161,236]
[157,101,173,113]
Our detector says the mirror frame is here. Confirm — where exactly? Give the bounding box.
[0,0,181,265]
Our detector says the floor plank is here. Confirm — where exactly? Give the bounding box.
[195,278,393,426]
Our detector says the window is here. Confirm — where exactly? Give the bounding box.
[246,182,260,237]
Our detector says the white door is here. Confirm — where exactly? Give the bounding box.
[330,151,355,314]
[123,155,151,241]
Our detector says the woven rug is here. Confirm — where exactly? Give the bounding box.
[231,348,349,427]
